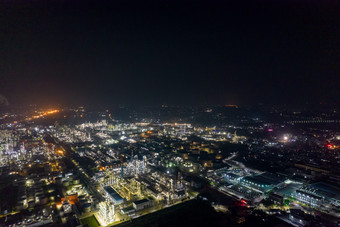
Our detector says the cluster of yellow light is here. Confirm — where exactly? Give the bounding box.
[56,150,64,155]
[32,109,59,119]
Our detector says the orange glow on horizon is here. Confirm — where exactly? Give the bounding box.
[224,104,239,108]
[31,109,60,120]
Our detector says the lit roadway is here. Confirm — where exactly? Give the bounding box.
[47,133,104,202]
[222,152,238,163]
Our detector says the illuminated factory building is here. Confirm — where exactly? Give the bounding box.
[97,202,115,226]
[103,186,124,205]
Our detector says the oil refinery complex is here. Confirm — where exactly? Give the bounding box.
[0,106,339,226]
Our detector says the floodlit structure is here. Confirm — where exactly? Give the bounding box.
[97,202,115,226]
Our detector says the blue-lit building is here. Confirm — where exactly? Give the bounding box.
[292,182,340,209]
[103,186,124,204]
[292,189,323,207]
[240,173,286,193]
[224,173,242,183]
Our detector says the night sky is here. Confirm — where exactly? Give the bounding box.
[1,0,339,106]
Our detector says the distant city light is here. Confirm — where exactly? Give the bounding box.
[327,144,339,150]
